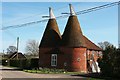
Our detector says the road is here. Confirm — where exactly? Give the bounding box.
[1,66,85,79]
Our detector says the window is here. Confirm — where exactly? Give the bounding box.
[51,54,57,66]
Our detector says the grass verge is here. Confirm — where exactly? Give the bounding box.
[23,68,81,74]
[23,69,104,80]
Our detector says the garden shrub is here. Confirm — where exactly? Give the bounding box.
[2,58,39,69]
[30,58,39,69]
[98,46,120,78]
[2,59,8,66]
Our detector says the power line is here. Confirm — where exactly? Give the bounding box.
[76,1,120,15]
[2,19,48,30]
[1,4,71,25]
[1,1,120,30]
[56,1,120,19]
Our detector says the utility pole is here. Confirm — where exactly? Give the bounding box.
[16,37,19,59]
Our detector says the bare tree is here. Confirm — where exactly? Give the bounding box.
[7,46,17,54]
[98,41,113,50]
[25,40,39,56]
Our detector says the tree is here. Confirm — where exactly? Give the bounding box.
[113,48,120,78]
[7,46,17,54]
[98,45,120,78]
[98,41,113,50]
[25,40,39,56]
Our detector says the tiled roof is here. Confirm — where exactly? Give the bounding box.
[61,15,101,50]
[62,16,86,47]
[39,6,102,51]
[9,52,26,59]
[39,19,61,47]
[83,35,102,51]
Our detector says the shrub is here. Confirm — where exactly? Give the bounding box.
[2,59,8,66]
[10,59,19,67]
[30,58,39,69]
[2,58,39,69]
[98,46,120,78]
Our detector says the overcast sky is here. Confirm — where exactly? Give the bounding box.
[1,2,118,53]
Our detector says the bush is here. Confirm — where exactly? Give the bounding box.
[2,59,8,66]
[1,58,39,69]
[30,58,39,69]
[10,59,19,67]
[112,49,120,77]
[98,46,120,78]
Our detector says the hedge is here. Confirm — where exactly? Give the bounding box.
[30,58,39,69]
[2,58,39,69]
[2,59,8,66]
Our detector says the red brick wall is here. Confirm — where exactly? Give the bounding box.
[39,48,65,69]
[39,47,103,73]
[39,48,52,68]
[60,47,87,72]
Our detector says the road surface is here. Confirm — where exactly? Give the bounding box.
[1,66,85,79]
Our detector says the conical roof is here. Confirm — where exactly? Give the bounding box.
[62,4,86,47]
[39,8,61,48]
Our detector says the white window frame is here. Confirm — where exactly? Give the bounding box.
[51,54,57,66]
